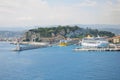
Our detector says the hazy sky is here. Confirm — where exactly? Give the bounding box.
[0,0,120,27]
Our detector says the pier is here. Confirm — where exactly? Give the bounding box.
[74,47,120,51]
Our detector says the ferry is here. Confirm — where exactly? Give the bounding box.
[81,35,109,48]
[59,40,68,46]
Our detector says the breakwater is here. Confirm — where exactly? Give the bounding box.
[13,45,48,51]
[12,42,49,51]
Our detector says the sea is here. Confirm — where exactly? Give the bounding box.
[0,42,120,80]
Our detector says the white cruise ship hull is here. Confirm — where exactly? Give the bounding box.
[81,42,108,48]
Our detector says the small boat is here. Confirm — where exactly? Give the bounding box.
[59,40,68,46]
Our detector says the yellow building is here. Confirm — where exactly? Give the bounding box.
[109,36,120,44]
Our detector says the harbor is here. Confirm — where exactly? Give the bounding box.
[0,0,120,79]
[11,37,79,51]
[11,34,120,52]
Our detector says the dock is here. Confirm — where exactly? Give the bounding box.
[74,47,120,51]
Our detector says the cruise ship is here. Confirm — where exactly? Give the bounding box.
[81,35,109,48]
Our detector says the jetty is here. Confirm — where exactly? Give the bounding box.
[12,42,49,51]
[74,47,120,51]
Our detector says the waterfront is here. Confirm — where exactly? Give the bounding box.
[0,42,120,80]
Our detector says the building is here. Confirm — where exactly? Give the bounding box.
[108,36,120,44]
[22,31,41,42]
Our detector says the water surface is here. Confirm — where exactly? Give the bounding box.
[0,42,120,80]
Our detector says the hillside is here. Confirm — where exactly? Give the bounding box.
[23,25,115,42]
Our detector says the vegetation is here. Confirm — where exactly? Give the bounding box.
[23,25,115,41]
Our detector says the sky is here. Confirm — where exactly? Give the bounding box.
[0,0,120,28]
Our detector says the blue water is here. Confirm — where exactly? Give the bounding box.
[0,42,120,80]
